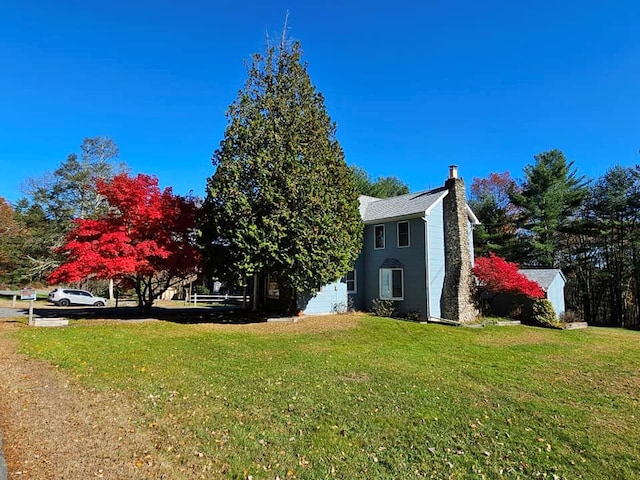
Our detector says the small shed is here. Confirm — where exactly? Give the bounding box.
[519,269,566,318]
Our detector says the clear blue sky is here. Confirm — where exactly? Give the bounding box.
[1,0,638,204]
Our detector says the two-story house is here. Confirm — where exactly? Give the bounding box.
[347,165,480,322]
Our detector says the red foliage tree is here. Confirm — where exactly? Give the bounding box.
[48,173,200,313]
[473,253,544,299]
[470,171,520,215]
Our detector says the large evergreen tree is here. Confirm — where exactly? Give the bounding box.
[199,36,362,313]
[510,149,587,267]
[569,165,640,327]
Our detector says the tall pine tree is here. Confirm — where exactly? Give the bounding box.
[577,165,640,326]
[199,35,362,313]
[14,137,127,283]
[510,149,587,267]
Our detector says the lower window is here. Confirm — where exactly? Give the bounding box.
[379,268,403,300]
[345,270,356,293]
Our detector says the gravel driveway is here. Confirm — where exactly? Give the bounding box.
[0,309,25,318]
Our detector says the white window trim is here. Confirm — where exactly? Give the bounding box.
[346,270,357,294]
[397,221,410,248]
[374,224,385,250]
[379,268,404,300]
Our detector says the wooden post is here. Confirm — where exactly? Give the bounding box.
[242,285,247,309]
[28,300,34,326]
[252,273,259,312]
[12,295,16,307]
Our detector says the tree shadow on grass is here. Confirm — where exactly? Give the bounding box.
[21,303,268,325]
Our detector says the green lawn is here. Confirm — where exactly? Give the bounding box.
[11,315,640,479]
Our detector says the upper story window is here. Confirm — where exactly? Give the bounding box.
[374,224,385,249]
[345,270,356,293]
[397,221,410,248]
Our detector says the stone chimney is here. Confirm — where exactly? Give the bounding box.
[441,165,478,323]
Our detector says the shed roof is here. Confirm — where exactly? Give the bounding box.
[519,269,566,291]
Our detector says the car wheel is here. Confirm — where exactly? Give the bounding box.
[58,299,70,307]
[93,301,105,307]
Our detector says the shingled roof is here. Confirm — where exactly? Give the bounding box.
[519,269,566,291]
[359,187,480,224]
[359,188,448,223]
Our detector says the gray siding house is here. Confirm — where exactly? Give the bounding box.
[348,166,480,322]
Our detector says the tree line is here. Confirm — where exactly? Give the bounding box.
[470,150,640,328]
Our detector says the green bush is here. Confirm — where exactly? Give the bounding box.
[371,298,396,318]
[532,299,558,327]
[560,310,581,323]
[194,284,210,295]
[405,310,422,322]
[332,301,348,314]
[347,296,355,312]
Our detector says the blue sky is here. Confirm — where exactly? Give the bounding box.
[1,0,638,204]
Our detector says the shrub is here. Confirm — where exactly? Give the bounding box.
[507,303,523,320]
[332,301,348,314]
[371,298,396,318]
[194,284,210,295]
[532,299,558,327]
[405,310,421,322]
[559,310,582,323]
[347,296,355,312]
[474,253,545,299]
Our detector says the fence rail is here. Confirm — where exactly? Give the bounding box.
[0,290,49,307]
[190,293,249,307]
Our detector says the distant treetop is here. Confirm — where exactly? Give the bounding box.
[349,165,409,198]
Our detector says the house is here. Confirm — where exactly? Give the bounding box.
[260,165,479,320]
[519,269,566,317]
[347,165,480,322]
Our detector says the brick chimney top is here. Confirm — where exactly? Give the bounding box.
[449,165,458,179]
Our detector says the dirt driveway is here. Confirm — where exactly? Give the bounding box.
[0,319,181,480]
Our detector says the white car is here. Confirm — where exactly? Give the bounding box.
[48,288,108,307]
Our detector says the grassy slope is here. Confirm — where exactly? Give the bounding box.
[11,316,640,479]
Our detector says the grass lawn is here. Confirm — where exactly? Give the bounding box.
[10,314,640,479]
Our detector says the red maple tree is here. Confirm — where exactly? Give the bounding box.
[48,173,200,313]
[470,171,520,215]
[473,253,544,299]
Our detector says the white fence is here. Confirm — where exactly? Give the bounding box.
[0,290,48,307]
[190,293,249,307]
